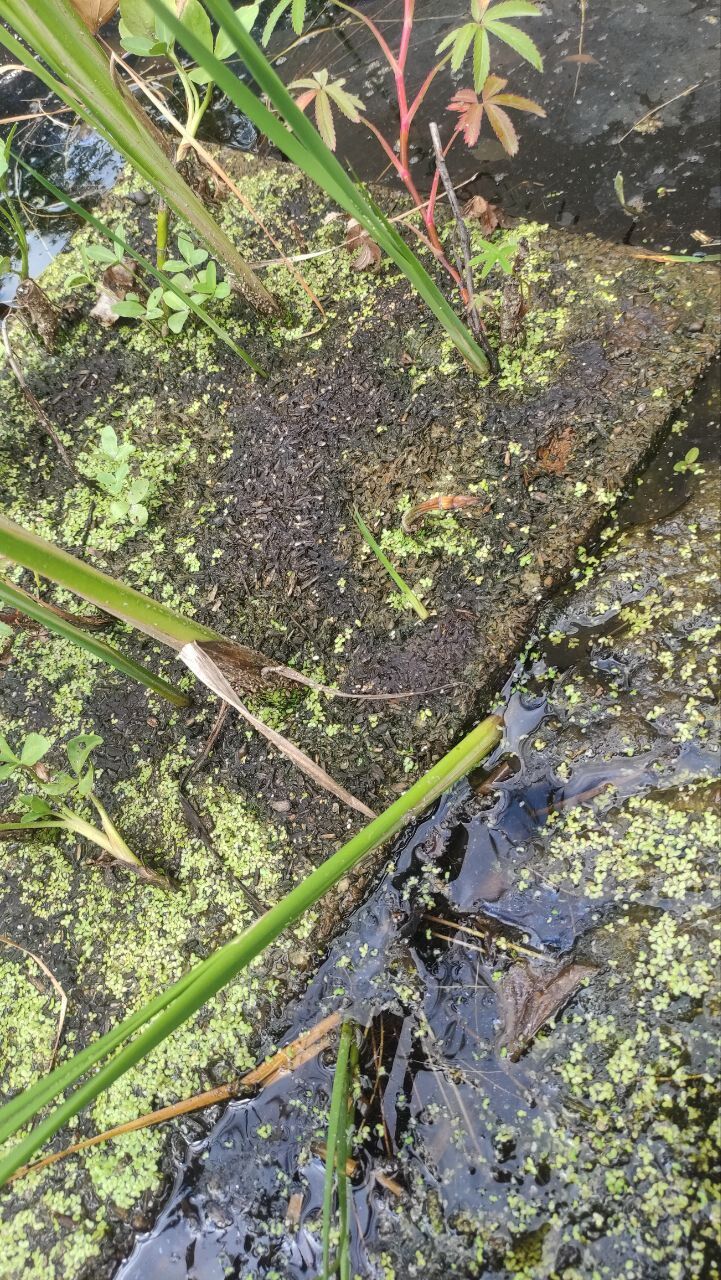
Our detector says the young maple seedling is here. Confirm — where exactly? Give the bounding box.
[0,732,166,886]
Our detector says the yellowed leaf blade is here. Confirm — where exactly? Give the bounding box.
[179,641,376,819]
[68,0,118,32]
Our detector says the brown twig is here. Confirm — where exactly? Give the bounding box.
[9,1012,341,1184]
[429,122,498,375]
[1,317,88,486]
[0,935,67,1070]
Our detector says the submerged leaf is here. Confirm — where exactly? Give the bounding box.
[498,959,595,1060]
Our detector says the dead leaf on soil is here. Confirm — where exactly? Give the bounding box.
[345,219,382,271]
[498,959,596,1060]
[90,260,137,328]
[562,53,598,65]
[535,425,575,476]
[68,0,118,32]
[462,194,506,236]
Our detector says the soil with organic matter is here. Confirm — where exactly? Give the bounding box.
[0,154,718,1278]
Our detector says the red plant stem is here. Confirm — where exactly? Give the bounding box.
[338,2,477,306]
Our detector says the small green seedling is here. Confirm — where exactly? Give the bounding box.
[114,234,229,334]
[469,237,519,280]
[67,238,126,291]
[96,426,150,527]
[673,446,704,476]
[0,732,164,885]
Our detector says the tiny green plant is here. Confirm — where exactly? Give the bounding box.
[469,235,519,280]
[95,426,150,527]
[0,731,165,885]
[114,233,230,333]
[66,237,126,291]
[673,446,704,476]
[353,508,429,620]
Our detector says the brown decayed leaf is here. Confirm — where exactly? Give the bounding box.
[90,260,137,329]
[180,641,376,819]
[498,959,595,1060]
[68,0,118,32]
[536,425,575,475]
[345,219,382,272]
[461,194,505,236]
[562,53,598,64]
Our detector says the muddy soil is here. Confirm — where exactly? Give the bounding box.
[0,154,718,1277]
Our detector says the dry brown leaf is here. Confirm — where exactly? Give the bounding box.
[562,53,598,64]
[498,959,595,1060]
[90,260,137,328]
[535,426,575,476]
[461,195,505,236]
[345,219,382,272]
[68,0,119,32]
[179,641,375,819]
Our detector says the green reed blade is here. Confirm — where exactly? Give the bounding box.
[0,713,501,1181]
[0,579,189,705]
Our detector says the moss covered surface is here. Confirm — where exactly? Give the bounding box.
[0,154,718,1276]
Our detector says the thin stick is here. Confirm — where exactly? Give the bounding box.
[1,317,87,485]
[429,123,497,374]
[617,80,702,144]
[0,936,67,1071]
[573,0,587,99]
[9,1012,341,1183]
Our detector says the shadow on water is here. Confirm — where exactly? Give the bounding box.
[116,364,719,1278]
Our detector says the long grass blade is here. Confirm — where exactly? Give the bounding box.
[0,515,220,650]
[15,157,265,375]
[144,0,490,375]
[0,578,189,705]
[353,508,429,620]
[0,712,501,1181]
[0,0,278,315]
[322,1020,353,1278]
